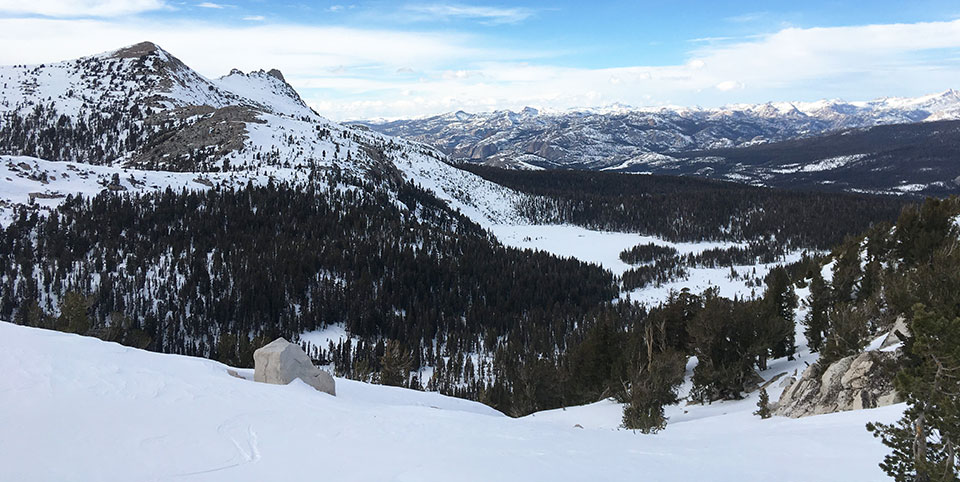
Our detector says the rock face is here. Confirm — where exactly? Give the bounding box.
[775,350,900,418]
[880,316,911,350]
[253,338,336,396]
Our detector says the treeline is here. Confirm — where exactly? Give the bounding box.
[619,243,678,265]
[685,241,787,268]
[459,165,906,249]
[542,261,808,431]
[0,102,152,165]
[616,241,788,291]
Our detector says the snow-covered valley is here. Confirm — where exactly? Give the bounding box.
[490,223,801,303]
[0,321,901,482]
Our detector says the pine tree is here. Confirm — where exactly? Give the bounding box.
[380,340,412,387]
[804,269,831,353]
[867,304,960,482]
[15,299,48,328]
[689,288,758,402]
[820,304,869,367]
[763,266,797,359]
[754,387,772,419]
[622,349,686,433]
[58,291,92,334]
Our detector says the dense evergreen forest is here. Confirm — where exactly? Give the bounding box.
[460,164,907,249]
[0,174,622,414]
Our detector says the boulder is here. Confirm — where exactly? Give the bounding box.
[774,350,900,418]
[253,338,335,396]
[880,316,910,350]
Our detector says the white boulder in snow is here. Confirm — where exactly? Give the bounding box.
[253,338,335,395]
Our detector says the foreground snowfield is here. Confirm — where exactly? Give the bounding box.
[0,321,900,481]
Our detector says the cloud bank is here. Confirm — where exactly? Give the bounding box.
[0,14,958,119]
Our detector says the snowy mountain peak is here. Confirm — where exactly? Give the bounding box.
[453,110,473,122]
[266,68,286,82]
[109,40,168,59]
[215,67,315,119]
[0,42,530,225]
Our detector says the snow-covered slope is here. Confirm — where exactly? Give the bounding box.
[214,68,318,120]
[0,42,528,226]
[0,41,233,118]
[0,321,901,481]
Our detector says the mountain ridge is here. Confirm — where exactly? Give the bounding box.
[0,41,527,225]
[365,90,960,165]
[361,89,960,196]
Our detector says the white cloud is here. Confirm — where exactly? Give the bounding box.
[196,2,226,9]
[715,80,743,91]
[441,69,484,80]
[242,15,264,21]
[1,16,959,120]
[404,3,534,25]
[0,18,503,74]
[306,18,960,118]
[0,0,167,17]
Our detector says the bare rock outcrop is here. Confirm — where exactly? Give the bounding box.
[775,350,900,418]
[880,316,910,350]
[253,338,336,395]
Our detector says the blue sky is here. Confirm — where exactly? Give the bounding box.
[1,1,960,119]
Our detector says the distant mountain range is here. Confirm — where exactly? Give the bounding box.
[361,91,960,196]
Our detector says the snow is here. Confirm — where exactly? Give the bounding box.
[0,43,234,119]
[601,152,679,171]
[0,154,345,225]
[298,323,351,350]
[0,42,917,481]
[0,155,249,224]
[625,254,804,304]
[799,154,866,172]
[0,42,530,229]
[0,321,902,481]
[489,223,800,304]
[892,183,929,193]
[770,154,867,174]
[214,70,317,120]
[392,150,526,225]
[490,224,741,277]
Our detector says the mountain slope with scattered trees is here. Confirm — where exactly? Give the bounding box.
[460,165,907,249]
